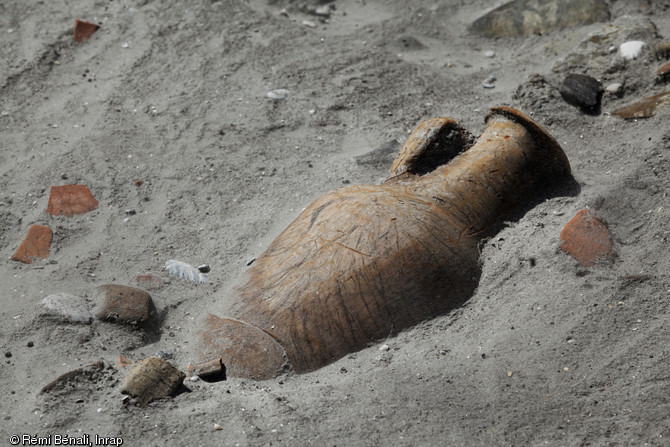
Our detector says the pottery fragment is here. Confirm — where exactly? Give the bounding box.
[11,225,53,264]
[46,185,98,217]
[74,20,100,43]
[613,91,670,119]
[121,357,185,406]
[561,209,612,267]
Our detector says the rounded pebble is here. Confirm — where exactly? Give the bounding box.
[267,89,290,100]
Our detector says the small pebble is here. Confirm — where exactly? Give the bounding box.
[27,341,34,348]
[246,258,256,266]
[484,50,495,57]
[198,264,210,273]
[5,352,11,358]
[125,209,136,216]
[302,20,317,28]
[619,41,645,60]
[156,350,172,360]
[605,83,623,95]
[379,344,390,351]
[266,89,290,100]
[315,5,331,16]
[214,423,223,431]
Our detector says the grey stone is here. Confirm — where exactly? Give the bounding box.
[470,0,610,38]
[42,293,93,324]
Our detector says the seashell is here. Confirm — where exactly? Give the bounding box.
[266,89,290,100]
[619,41,646,60]
[165,260,208,284]
[559,73,604,115]
[195,107,572,378]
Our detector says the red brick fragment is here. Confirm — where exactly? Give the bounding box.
[11,225,53,264]
[135,274,164,290]
[95,284,158,330]
[561,209,612,267]
[74,20,100,43]
[46,185,98,217]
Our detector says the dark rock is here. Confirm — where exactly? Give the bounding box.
[121,356,185,407]
[559,74,603,115]
[95,284,159,330]
[470,0,610,38]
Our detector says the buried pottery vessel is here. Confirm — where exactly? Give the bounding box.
[196,107,572,379]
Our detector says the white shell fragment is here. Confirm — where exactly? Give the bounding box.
[267,89,290,100]
[165,260,208,284]
[619,41,645,60]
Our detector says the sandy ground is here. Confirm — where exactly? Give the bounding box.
[1,0,670,445]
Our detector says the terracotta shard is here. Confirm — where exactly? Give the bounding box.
[46,185,98,217]
[74,20,100,43]
[561,209,612,267]
[11,225,53,264]
[657,61,670,81]
[189,357,226,382]
[121,357,185,407]
[613,91,670,119]
[197,107,572,378]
